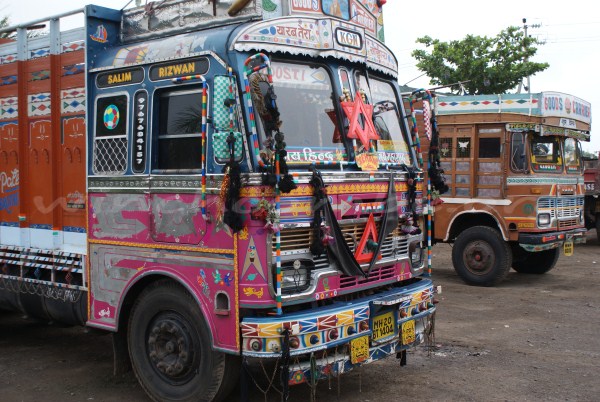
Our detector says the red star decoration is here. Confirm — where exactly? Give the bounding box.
[341,95,379,149]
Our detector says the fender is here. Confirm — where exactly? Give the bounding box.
[444,209,508,242]
[87,244,238,353]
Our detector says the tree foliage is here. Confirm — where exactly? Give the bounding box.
[582,149,598,160]
[0,15,10,39]
[412,26,549,95]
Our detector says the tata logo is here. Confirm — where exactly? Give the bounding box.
[335,28,362,50]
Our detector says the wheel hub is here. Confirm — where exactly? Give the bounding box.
[147,315,195,380]
[464,241,495,274]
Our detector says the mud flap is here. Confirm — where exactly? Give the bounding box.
[112,331,132,376]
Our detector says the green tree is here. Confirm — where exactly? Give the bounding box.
[412,26,549,95]
[582,149,598,160]
[0,15,10,38]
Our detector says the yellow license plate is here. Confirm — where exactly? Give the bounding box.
[563,241,573,256]
[401,320,416,345]
[350,335,369,364]
[372,311,395,341]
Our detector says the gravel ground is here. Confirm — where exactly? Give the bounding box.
[1,231,599,402]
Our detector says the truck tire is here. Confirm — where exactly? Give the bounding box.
[512,248,559,274]
[596,214,600,245]
[452,226,512,286]
[128,279,237,402]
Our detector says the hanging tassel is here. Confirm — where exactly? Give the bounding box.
[274,131,297,194]
[280,328,291,401]
[309,170,326,257]
[309,352,318,402]
[240,358,251,402]
[223,132,244,233]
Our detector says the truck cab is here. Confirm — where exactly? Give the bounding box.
[0,1,436,400]
[411,92,590,285]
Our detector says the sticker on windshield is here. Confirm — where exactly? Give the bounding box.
[286,147,346,164]
[377,140,410,165]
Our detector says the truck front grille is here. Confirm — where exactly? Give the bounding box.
[273,221,410,264]
[537,196,583,222]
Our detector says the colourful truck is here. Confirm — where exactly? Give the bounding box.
[583,152,600,240]
[0,1,436,400]
[407,91,590,286]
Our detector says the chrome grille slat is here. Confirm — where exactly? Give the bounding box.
[537,196,583,222]
[274,222,410,271]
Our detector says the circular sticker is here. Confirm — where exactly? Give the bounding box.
[103,104,120,130]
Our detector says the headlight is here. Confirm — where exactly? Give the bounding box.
[537,213,551,226]
[409,241,424,268]
[280,259,311,294]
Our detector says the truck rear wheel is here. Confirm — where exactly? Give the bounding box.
[452,226,512,286]
[512,248,559,274]
[128,280,237,402]
[596,214,600,245]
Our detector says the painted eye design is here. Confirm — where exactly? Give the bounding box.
[247,338,262,352]
[267,338,281,353]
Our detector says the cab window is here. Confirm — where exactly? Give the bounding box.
[250,61,344,164]
[510,132,527,172]
[154,86,205,171]
[564,137,582,173]
[530,136,563,173]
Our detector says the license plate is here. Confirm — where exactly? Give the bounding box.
[563,240,574,256]
[372,311,395,341]
[350,335,369,364]
[401,320,416,345]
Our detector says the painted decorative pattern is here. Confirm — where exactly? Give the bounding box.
[233,17,397,78]
[28,92,51,117]
[29,47,50,59]
[63,64,85,76]
[62,41,85,53]
[437,96,538,115]
[240,182,411,197]
[0,245,86,291]
[0,97,18,120]
[0,54,17,64]
[242,306,369,338]
[0,75,17,86]
[241,280,435,358]
[61,87,86,114]
[364,35,397,75]
[30,70,50,81]
[507,177,579,185]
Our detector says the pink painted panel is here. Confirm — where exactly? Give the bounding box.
[88,244,239,351]
[88,192,152,242]
[150,193,206,245]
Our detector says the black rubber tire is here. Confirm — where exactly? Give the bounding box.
[128,280,236,402]
[596,214,600,245]
[452,226,512,286]
[512,248,560,274]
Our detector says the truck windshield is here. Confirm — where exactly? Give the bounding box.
[251,61,345,165]
[530,135,563,173]
[564,137,582,174]
[355,75,411,165]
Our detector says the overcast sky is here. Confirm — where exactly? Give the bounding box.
[3,0,597,152]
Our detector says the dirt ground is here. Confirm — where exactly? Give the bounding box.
[1,231,599,402]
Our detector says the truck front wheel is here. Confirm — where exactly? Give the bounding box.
[512,248,559,274]
[128,280,237,402]
[452,226,512,286]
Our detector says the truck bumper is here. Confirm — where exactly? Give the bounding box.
[518,228,587,252]
[241,278,436,384]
